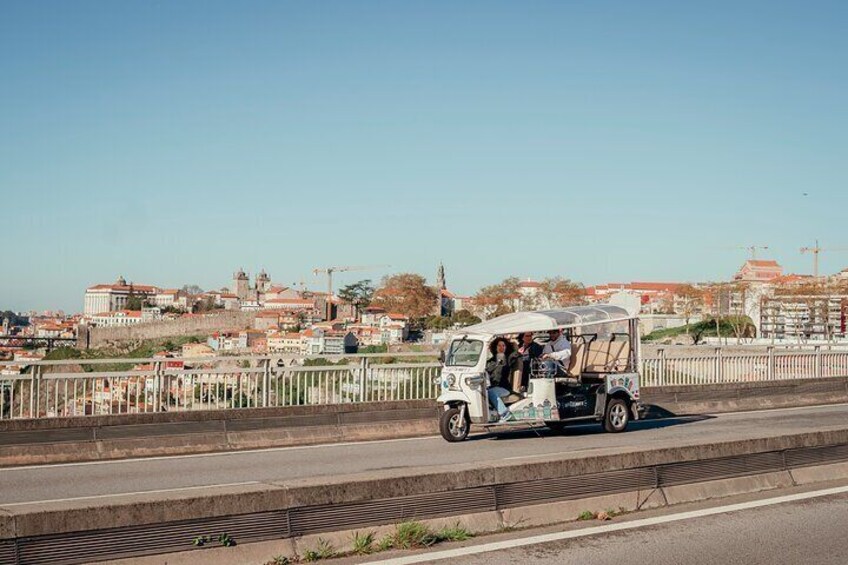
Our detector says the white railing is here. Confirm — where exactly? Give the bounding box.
[4,347,848,419]
[0,353,441,420]
[640,347,848,387]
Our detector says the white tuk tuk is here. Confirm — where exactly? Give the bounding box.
[436,305,642,442]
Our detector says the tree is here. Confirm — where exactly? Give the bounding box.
[674,284,704,343]
[181,284,204,295]
[192,296,217,313]
[472,277,521,318]
[373,274,439,320]
[539,277,586,308]
[338,280,375,310]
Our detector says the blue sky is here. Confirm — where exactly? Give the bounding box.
[2,1,847,312]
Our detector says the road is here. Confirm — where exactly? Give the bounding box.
[381,487,848,565]
[1,403,847,506]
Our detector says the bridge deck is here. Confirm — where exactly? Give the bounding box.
[1,403,847,506]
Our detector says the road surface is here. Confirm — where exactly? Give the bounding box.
[1,403,847,506]
[384,487,848,565]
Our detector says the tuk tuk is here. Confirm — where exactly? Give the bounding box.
[436,305,642,442]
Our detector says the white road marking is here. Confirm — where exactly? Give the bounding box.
[1,435,440,472]
[0,481,262,507]
[365,484,848,564]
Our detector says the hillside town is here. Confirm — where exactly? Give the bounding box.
[4,253,848,366]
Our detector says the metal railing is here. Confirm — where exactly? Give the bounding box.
[640,346,848,387]
[0,353,440,420]
[4,347,848,419]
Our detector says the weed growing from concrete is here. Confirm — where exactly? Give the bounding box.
[391,521,438,549]
[351,531,375,554]
[433,523,473,542]
[303,538,336,562]
[577,510,595,521]
[264,556,291,565]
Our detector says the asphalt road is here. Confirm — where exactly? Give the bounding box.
[2,403,848,505]
[431,490,848,565]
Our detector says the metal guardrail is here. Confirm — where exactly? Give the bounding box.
[640,346,848,387]
[0,352,440,420]
[4,347,848,420]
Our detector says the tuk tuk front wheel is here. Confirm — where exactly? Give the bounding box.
[604,398,630,433]
[440,406,469,442]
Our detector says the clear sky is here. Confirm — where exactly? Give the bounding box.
[2,1,847,312]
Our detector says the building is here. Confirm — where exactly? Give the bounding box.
[84,277,158,315]
[760,294,848,341]
[90,310,143,327]
[268,332,304,354]
[734,260,783,283]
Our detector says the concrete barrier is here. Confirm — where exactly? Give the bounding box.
[4,428,848,565]
[2,377,847,469]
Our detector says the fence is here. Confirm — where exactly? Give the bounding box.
[4,347,848,420]
[0,353,440,420]
[640,347,848,387]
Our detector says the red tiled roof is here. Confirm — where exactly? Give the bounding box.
[384,313,408,320]
[87,284,158,293]
[266,298,314,305]
[747,260,781,268]
[518,280,542,288]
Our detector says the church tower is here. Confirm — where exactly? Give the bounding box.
[234,269,250,300]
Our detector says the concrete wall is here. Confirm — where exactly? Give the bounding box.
[83,311,257,349]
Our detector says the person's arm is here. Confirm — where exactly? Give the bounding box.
[548,341,572,362]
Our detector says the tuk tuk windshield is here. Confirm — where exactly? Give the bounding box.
[446,339,484,367]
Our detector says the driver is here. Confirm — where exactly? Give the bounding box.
[541,329,571,377]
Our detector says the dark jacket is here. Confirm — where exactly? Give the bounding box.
[486,353,517,390]
[516,342,544,390]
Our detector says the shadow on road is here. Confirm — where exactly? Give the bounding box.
[469,413,715,442]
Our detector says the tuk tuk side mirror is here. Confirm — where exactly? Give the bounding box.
[438,350,446,364]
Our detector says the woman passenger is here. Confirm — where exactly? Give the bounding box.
[516,332,543,391]
[486,338,516,422]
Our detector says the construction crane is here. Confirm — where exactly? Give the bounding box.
[800,241,848,278]
[731,245,770,260]
[312,265,390,320]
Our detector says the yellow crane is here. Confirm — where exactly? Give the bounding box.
[800,241,848,278]
[312,265,390,319]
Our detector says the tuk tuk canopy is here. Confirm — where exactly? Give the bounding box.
[460,305,633,336]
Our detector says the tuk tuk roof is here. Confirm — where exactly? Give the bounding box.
[460,305,633,336]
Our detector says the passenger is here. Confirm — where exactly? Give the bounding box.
[516,332,543,390]
[486,338,516,422]
[541,329,571,377]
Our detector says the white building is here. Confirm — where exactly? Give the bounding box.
[84,277,159,316]
[90,310,143,327]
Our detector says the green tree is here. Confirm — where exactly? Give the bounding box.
[338,280,375,310]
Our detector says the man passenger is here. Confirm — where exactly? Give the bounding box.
[541,329,571,376]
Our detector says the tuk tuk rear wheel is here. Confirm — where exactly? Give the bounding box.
[604,398,630,433]
[440,406,469,442]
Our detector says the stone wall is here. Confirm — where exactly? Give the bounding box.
[82,311,256,349]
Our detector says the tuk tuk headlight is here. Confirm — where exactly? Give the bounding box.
[464,374,485,387]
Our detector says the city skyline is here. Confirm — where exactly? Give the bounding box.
[3,1,848,311]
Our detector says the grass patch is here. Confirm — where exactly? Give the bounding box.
[577,510,595,521]
[433,523,473,542]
